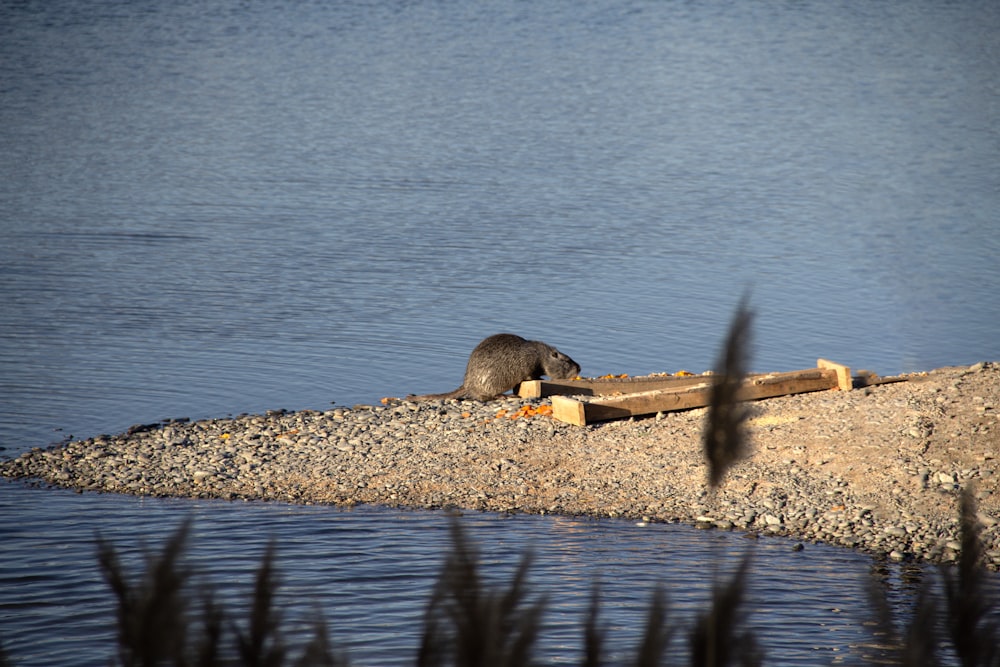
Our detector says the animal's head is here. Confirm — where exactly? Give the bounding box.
[544,346,580,379]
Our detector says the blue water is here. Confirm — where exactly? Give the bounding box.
[0,481,940,666]
[1,0,999,664]
[2,0,998,449]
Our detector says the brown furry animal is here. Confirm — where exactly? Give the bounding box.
[411,333,580,401]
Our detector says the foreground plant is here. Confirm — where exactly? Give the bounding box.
[688,556,761,667]
[703,294,754,490]
[90,515,777,666]
[864,488,1000,667]
[942,490,1000,667]
[29,489,981,666]
[97,520,197,666]
[97,520,344,667]
[417,520,544,667]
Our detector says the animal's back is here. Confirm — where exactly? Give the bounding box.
[462,333,579,400]
[410,333,580,401]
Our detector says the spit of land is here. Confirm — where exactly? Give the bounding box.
[3,362,997,569]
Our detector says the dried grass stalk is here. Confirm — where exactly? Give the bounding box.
[97,519,193,667]
[418,519,544,667]
[941,488,999,667]
[704,296,754,489]
[97,521,340,667]
[688,555,761,667]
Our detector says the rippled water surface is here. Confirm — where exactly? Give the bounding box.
[0,482,956,666]
[1,0,999,663]
[2,0,998,448]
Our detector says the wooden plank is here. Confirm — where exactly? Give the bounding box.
[519,374,713,398]
[738,368,838,400]
[543,359,910,425]
[551,382,717,425]
[817,358,852,391]
[527,366,838,400]
[549,364,848,425]
[550,395,587,426]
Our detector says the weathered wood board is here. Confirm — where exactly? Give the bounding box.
[518,374,714,398]
[551,384,716,426]
[519,359,893,400]
[818,358,853,391]
[548,359,896,426]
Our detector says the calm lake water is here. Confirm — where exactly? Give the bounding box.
[1,0,998,664]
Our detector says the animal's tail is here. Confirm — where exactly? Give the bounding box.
[406,386,468,402]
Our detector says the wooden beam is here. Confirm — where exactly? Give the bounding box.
[552,382,717,425]
[519,374,713,398]
[525,365,844,400]
[548,362,860,426]
[817,358,852,391]
[550,395,587,426]
[738,368,838,399]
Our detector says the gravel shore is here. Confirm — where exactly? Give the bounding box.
[3,362,998,569]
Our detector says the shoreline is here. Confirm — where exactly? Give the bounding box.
[3,362,998,570]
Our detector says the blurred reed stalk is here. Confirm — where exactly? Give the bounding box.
[703,295,754,491]
[91,502,997,667]
[96,520,344,667]
[691,294,763,666]
[864,487,999,667]
[416,519,544,667]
